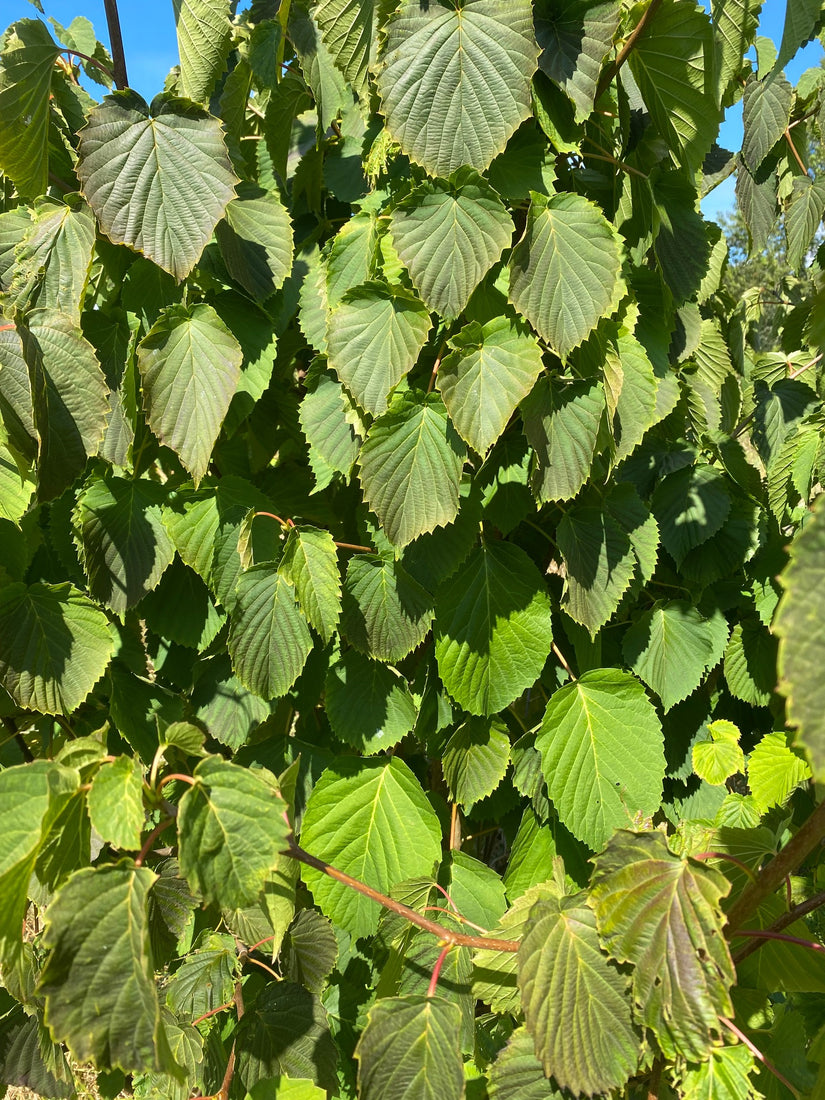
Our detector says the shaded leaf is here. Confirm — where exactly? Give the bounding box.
[325,649,417,754]
[442,716,511,809]
[341,555,434,662]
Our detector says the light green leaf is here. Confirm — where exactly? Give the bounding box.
[590,830,734,1061]
[442,716,511,809]
[509,191,623,358]
[327,282,430,416]
[76,90,238,280]
[535,0,621,122]
[216,184,294,302]
[137,304,242,486]
[610,328,659,463]
[390,170,513,320]
[0,20,61,198]
[177,756,288,909]
[741,73,792,173]
[279,525,341,642]
[622,601,729,712]
[434,540,554,716]
[0,444,34,524]
[172,0,232,103]
[487,1026,567,1100]
[377,0,539,177]
[678,1043,755,1100]
[438,316,544,455]
[325,649,417,754]
[19,309,109,502]
[359,391,465,547]
[652,464,732,567]
[165,932,238,1019]
[356,995,464,1100]
[536,670,664,849]
[444,849,507,931]
[87,756,145,851]
[299,757,442,937]
[556,503,636,636]
[0,325,36,462]
[0,582,114,715]
[326,210,378,307]
[7,197,96,322]
[521,377,605,503]
[341,555,434,662]
[228,566,313,699]
[785,177,825,272]
[75,475,176,615]
[724,619,777,706]
[747,731,811,813]
[314,0,379,100]
[39,862,176,1075]
[299,360,364,485]
[518,894,638,1096]
[627,0,719,174]
[692,720,745,786]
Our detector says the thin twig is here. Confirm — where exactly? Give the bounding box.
[552,642,576,680]
[135,818,174,867]
[596,0,664,100]
[580,143,648,179]
[102,0,128,89]
[784,128,810,177]
[719,1016,801,1098]
[245,955,281,980]
[157,772,197,791]
[789,352,823,379]
[192,1001,234,1027]
[0,324,15,333]
[334,541,374,552]
[423,906,488,935]
[427,341,448,394]
[732,890,825,964]
[427,945,451,998]
[254,510,291,527]
[730,929,825,955]
[62,48,115,83]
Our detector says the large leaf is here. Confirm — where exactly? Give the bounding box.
[627,0,719,174]
[390,169,513,320]
[227,566,314,699]
[76,90,238,279]
[747,730,811,813]
[172,0,232,103]
[622,601,729,711]
[536,670,664,849]
[0,20,61,198]
[341,555,434,662]
[775,494,825,780]
[137,304,243,485]
[177,756,289,909]
[518,894,639,1096]
[279,526,341,643]
[75,475,176,615]
[535,0,621,122]
[7,197,96,322]
[434,540,554,716]
[299,757,442,937]
[555,502,636,636]
[18,309,109,501]
[521,377,605,502]
[0,582,114,715]
[438,316,544,455]
[358,391,466,547]
[215,183,294,302]
[487,1027,567,1100]
[377,0,539,177]
[39,863,176,1075]
[356,995,464,1100]
[590,830,734,1061]
[327,282,431,416]
[509,192,623,358]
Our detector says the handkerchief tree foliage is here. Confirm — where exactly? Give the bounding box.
[4,0,825,1097]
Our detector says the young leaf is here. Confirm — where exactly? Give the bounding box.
[692,719,745,786]
[536,670,665,849]
[299,757,442,937]
[177,756,289,910]
[341,555,434,662]
[356,995,464,1100]
[747,731,811,813]
[434,540,554,716]
[87,756,145,851]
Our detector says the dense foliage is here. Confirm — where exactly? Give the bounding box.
[3,0,825,1097]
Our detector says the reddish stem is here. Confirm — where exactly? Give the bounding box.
[732,890,825,964]
[730,929,825,955]
[692,852,758,882]
[719,1016,801,1098]
[157,772,197,792]
[427,945,451,998]
[134,818,174,867]
[192,1001,234,1027]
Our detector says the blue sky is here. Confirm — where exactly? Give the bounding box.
[2,0,823,221]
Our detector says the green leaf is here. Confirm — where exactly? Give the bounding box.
[627,0,719,174]
[741,73,792,173]
[0,1007,74,1099]
[712,0,761,108]
[216,183,294,302]
[678,1044,755,1100]
[172,0,232,103]
[438,316,544,455]
[724,619,777,706]
[785,177,825,272]
[747,730,811,813]
[289,1,349,132]
[299,757,442,937]
[278,525,341,643]
[359,391,466,547]
[87,756,145,851]
[622,601,729,711]
[509,192,623,358]
[590,830,734,1061]
[434,540,554,716]
[535,0,621,123]
[341,555,434,662]
[0,444,34,524]
[76,91,238,280]
[652,464,732,567]
[327,282,431,416]
[165,932,238,1019]
[75,475,176,615]
[0,325,36,462]
[771,0,820,75]
[137,304,243,485]
[609,328,659,463]
[390,170,513,320]
[325,649,417,754]
[0,20,61,198]
[7,197,96,322]
[177,756,288,909]
[521,377,605,503]
[18,309,109,502]
[487,1026,567,1100]
[282,909,338,993]
[692,720,745,786]
[776,495,825,780]
[138,560,226,651]
[556,502,636,636]
[377,0,539,177]
[356,995,464,1100]
[536,670,665,849]
[299,360,364,486]
[518,894,639,1096]
[442,716,511,809]
[39,862,176,1075]
[314,0,379,100]
[0,582,114,715]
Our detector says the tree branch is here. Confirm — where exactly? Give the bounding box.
[596,0,664,101]
[102,0,128,89]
